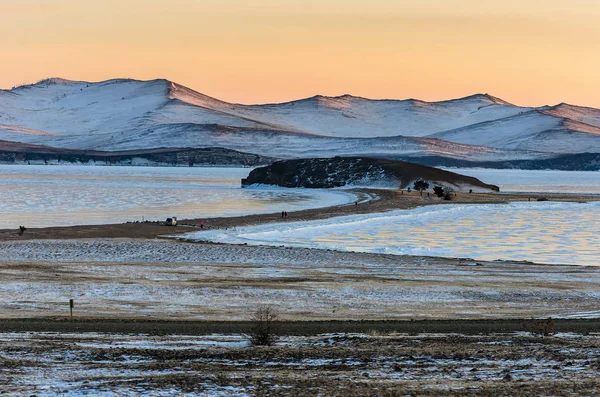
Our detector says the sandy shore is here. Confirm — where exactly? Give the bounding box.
[0,189,597,241]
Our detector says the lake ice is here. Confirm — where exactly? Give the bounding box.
[3,165,600,265]
[445,168,600,194]
[0,165,355,228]
[184,201,600,266]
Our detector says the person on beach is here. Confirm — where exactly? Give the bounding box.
[200,221,205,229]
[282,211,285,218]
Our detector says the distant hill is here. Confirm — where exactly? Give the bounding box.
[2,77,600,169]
[430,110,600,153]
[0,140,272,167]
[242,157,500,192]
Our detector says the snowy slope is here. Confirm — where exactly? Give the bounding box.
[167,83,529,138]
[235,94,529,138]
[0,79,527,140]
[1,77,600,162]
[94,122,539,162]
[540,103,600,128]
[429,110,600,153]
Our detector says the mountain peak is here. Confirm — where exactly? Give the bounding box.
[11,77,77,90]
[38,77,75,85]
[542,102,600,121]
[550,102,600,112]
[449,93,513,106]
[10,77,175,92]
[168,81,233,109]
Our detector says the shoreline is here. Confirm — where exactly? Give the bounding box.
[1,189,598,241]
[2,189,600,324]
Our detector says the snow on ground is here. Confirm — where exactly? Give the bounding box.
[93,122,529,162]
[1,331,599,396]
[0,80,528,142]
[179,201,600,266]
[430,110,600,153]
[541,103,600,128]
[228,93,529,138]
[1,239,600,319]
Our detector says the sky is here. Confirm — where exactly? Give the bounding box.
[1,0,599,107]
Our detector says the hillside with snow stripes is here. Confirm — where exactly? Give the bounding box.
[1,77,600,165]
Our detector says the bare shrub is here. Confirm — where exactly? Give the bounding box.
[248,305,279,346]
[538,317,555,336]
[525,317,555,336]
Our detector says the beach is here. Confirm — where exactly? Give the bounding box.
[1,189,597,241]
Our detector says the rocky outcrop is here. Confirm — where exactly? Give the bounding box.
[0,141,274,166]
[242,157,499,192]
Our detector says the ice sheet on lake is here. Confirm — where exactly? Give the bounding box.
[443,168,600,194]
[0,165,356,228]
[181,201,600,266]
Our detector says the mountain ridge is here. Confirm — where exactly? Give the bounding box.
[4,77,567,108]
[2,77,600,169]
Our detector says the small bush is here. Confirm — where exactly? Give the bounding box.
[248,305,278,346]
[525,317,555,336]
[434,185,454,200]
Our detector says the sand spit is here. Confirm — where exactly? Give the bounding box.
[1,189,598,241]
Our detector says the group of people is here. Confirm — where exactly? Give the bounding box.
[281,211,288,218]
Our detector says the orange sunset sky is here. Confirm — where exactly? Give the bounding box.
[1,0,599,107]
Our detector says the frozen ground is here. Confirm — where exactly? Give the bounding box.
[1,331,599,396]
[180,201,600,266]
[444,168,600,194]
[0,165,356,228]
[1,239,600,319]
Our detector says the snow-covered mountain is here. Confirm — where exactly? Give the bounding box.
[429,110,600,153]
[1,77,599,165]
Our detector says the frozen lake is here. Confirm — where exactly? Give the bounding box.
[0,165,355,228]
[445,168,600,194]
[184,201,600,266]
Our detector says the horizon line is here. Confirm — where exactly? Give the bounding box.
[2,76,593,110]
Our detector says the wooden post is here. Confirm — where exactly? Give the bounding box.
[69,299,74,320]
